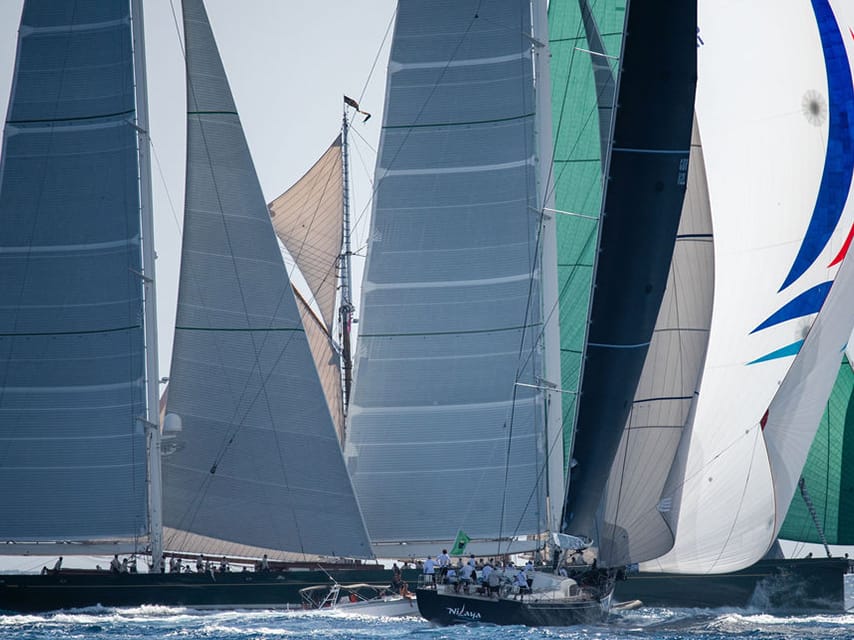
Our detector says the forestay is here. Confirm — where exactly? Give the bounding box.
[0,1,150,543]
[161,0,371,559]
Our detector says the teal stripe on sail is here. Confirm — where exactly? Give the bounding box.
[779,355,854,544]
[548,0,627,474]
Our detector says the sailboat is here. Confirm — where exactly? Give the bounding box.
[0,0,411,612]
[342,0,696,626]
[613,0,854,611]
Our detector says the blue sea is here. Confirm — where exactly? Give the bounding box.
[0,607,851,640]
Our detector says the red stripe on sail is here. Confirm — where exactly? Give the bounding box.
[829,221,853,266]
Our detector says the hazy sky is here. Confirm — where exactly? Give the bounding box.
[0,0,396,377]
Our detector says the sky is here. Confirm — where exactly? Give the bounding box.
[0,0,396,378]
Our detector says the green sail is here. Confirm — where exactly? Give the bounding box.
[548,1,627,472]
[779,355,854,544]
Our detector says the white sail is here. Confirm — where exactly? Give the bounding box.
[0,0,154,550]
[647,0,854,574]
[345,0,548,554]
[161,0,372,559]
[269,137,344,331]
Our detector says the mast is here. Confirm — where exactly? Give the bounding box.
[130,0,163,569]
[531,0,564,539]
[340,104,355,411]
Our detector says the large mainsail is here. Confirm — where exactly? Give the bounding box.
[563,0,698,546]
[0,1,155,549]
[647,0,854,574]
[345,0,549,556]
[161,0,371,559]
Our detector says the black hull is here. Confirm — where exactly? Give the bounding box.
[0,568,421,613]
[414,588,608,626]
[614,557,853,611]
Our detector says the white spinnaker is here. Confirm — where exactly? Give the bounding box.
[647,0,852,574]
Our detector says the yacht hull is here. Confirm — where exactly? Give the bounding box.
[414,587,609,626]
[614,557,853,611]
[0,568,420,613]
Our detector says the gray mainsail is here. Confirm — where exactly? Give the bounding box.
[161,0,371,559]
[0,1,153,545]
[345,0,549,555]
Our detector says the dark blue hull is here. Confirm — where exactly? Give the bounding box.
[415,587,608,626]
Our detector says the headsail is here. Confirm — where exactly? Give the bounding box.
[547,0,625,483]
[161,0,371,559]
[563,0,698,547]
[0,0,153,549]
[345,0,549,556]
[268,137,344,331]
[599,117,714,567]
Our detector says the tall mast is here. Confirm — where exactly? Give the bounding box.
[532,0,563,537]
[339,104,355,411]
[131,0,163,569]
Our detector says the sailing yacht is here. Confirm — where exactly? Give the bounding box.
[0,0,409,612]
[341,0,697,626]
[612,0,854,611]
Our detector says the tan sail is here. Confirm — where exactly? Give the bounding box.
[269,137,344,330]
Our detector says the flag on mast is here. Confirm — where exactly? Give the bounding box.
[450,529,471,556]
[344,95,372,122]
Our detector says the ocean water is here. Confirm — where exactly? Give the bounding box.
[0,606,851,640]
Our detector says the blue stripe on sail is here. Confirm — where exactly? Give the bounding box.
[780,0,854,291]
[748,340,805,365]
[751,281,832,333]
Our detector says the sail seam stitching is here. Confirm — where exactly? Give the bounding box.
[0,325,141,337]
[174,326,305,332]
[383,112,534,130]
[7,108,135,125]
[360,323,541,338]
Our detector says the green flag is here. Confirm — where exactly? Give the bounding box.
[450,530,471,556]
